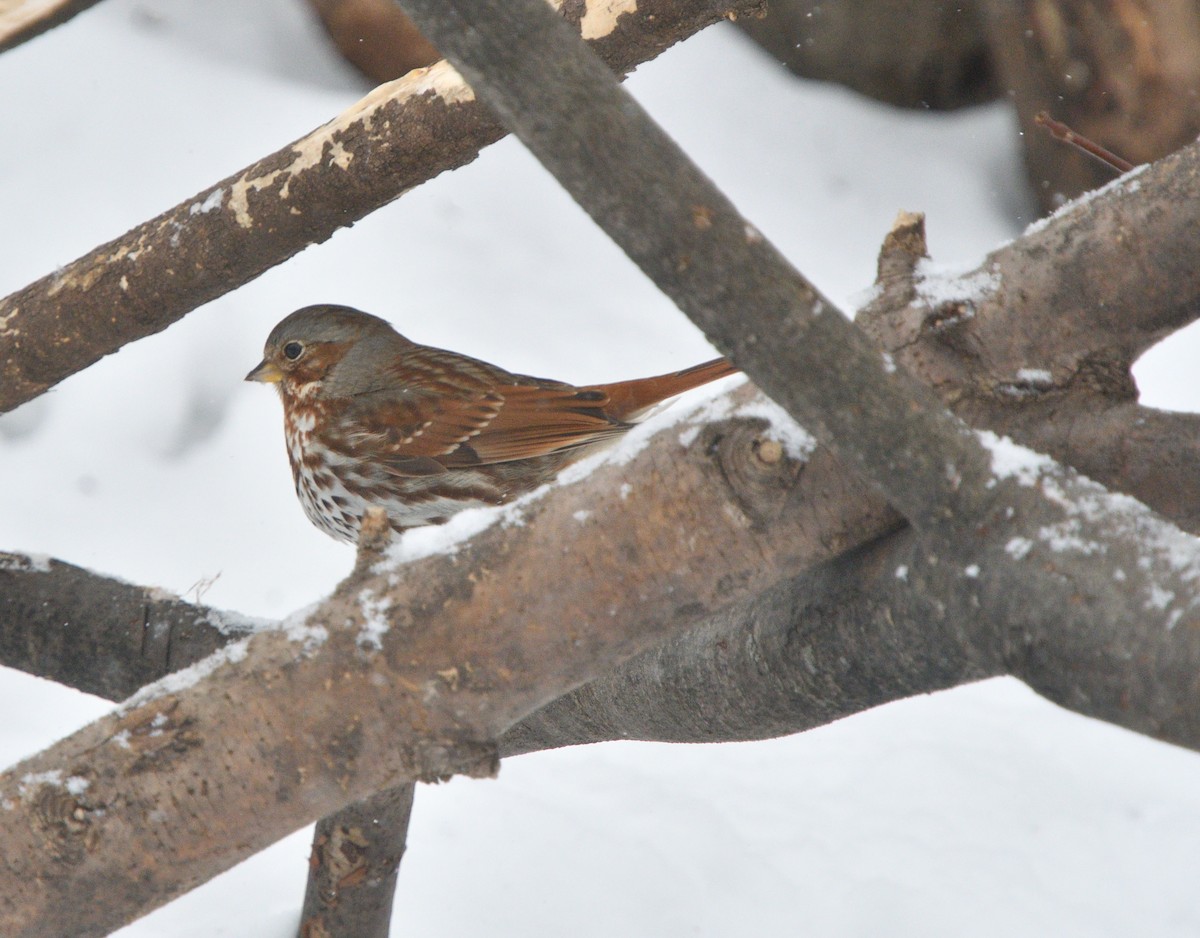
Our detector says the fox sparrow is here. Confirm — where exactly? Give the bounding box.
[246,304,737,543]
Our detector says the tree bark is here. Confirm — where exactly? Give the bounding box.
[7,1,1200,935]
[0,0,105,53]
[0,0,760,415]
[737,0,997,109]
[298,783,416,938]
[0,388,860,937]
[0,552,258,701]
[308,0,441,82]
[983,0,1200,212]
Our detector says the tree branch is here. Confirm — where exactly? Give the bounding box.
[298,782,416,938]
[0,0,759,415]
[0,390,866,937]
[736,0,996,110]
[392,0,1200,738]
[861,153,1200,412]
[0,0,104,54]
[6,2,1200,934]
[0,552,259,701]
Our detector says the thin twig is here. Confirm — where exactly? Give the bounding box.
[1034,111,1135,173]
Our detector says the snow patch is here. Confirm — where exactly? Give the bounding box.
[280,602,330,652]
[120,637,251,710]
[1005,537,1034,560]
[914,257,1002,308]
[980,427,1200,627]
[357,588,392,650]
[382,498,533,568]
[977,430,1056,488]
[733,395,817,461]
[18,770,63,797]
[0,551,51,573]
[1016,368,1053,385]
[188,188,224,215]
[1021,163,1149,239]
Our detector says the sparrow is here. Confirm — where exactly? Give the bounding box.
[247,304,736,542]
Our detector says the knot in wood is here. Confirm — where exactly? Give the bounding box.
[31,782,100,864]
[709,418,806,527]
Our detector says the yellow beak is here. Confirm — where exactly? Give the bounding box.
[245,359,283,384]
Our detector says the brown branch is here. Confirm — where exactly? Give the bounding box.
[982,0,1200,211]
[7,2,1200,934]
[1035,110,1135,174]
[298,783,416,938]
[0,0,759,415]
[860,146,1200,413]
[0,0,105,54]
[8,150,1200,705]
[0,390,870,937]
[307,0,441,82]
[393,0,1200,746]
[737,0,997,110]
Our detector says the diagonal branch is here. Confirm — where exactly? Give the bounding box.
[0,0,104,54]
[0,552,260,701]
[394,0,1200,744]
[0,0,758,415]
[0,389,863,937]
[6,3,1200,935]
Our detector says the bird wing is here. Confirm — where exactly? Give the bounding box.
[325,380,628,474]
[441,384,629,465]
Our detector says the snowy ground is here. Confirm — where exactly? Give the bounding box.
[3,1,1200,935]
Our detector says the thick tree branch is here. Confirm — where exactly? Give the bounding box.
[308,0,441,82]
[861,153,1200,414]
[0,552,259,701]
[502,527,995,755]
[400,0,1002,533]
[982,0,1200,212]
[0,0,758,415]
[7,2,1200,934]
[3,395,1200,937]
[393,0,1200,734]
[0,392,865,937]
[736,0,996,109]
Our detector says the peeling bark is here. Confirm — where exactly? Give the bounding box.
[298,784,416,938]
[0,0,761,415]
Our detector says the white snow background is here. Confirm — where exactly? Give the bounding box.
[3,2,1200,935]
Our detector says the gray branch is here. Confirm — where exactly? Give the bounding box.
[4,0,1200,934]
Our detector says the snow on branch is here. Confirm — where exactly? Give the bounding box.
[392,0,1200,736]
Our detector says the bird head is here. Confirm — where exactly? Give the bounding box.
[246,304,399,398]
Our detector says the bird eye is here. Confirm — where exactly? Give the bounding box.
[283,341,304,361]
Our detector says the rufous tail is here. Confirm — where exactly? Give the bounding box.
[599,358,739,421]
